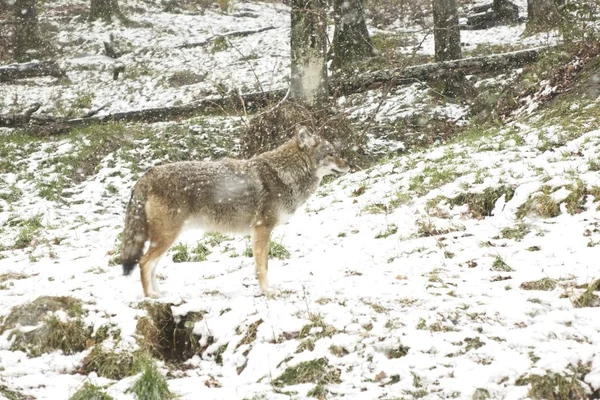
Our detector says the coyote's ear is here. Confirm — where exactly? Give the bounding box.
[297,126,317,149]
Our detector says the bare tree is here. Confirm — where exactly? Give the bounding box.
[290,0,328,106]
[330,0,373,72]
[432,0,461,62]
[13,0,42,61]
[90,0,122,22]
[527,0,564,28]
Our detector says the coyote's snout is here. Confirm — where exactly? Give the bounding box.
[120,126,349,297]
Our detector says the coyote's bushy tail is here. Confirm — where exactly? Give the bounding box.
[121,184,149,276]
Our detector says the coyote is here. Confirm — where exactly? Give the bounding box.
[120,127,350,297]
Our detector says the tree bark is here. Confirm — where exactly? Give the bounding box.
[527,0,563,28]
[330,0,373,72]
[13,0,42,61]
[432,0,462,62]
[290,0,328,106]
[89,0,122,22]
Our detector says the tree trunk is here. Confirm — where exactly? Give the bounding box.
[527,0,563,28]
[330,0,373,72]
[432,0,461,62]
[13,0,42,61]
[89,0,121,22]
[290,0,328,106]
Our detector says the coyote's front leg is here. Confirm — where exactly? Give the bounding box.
[253,224,273,295]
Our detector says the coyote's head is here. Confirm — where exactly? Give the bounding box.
[296,126,350,178]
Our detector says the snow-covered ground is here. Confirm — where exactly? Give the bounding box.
[1,1,600,400]
[2,0,557,118]
[2,114,600,399]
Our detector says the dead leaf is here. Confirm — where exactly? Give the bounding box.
[375,371,387,382]
[204,376,222,388]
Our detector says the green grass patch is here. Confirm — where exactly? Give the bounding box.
[203,232,232,247]
[520,277,558,291]
[449,186,516,219]
[273,357,341,389]
[296,338,316,353]
[299,314,336,340]
[563,180,588,215]
[491,256,514,272]
[11,214,43,249]
[415,218,456,237]
[9,314,91,357]
[36,177,70,201]
[453,122,500,145]
[0,132,40,174]
[129,358,173,400]
[0,296,84,334]
[0,184,23,203]
[499,222,530,241]
[171,242,211,263]
[0,272,29,284]
[571,279,600,308]
[236,319,263,349]
[69,382,113,400]
[386,344,410,359]
[517,181,596,219]
[465,336,485,352]
[42,123,141,185]
[375,224,398,239]
[388,190,411,208]
[1,385,35,400]
[329,345,349,357]
[516,190,560,219]
[362,202,389,215]
[409,166,460,196]
[523,362,592,400]
[81,346,146,379]
[167,70,205,88]
[211,36,229,52]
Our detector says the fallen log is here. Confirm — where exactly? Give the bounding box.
[67,89,286,126]
[465,0,519,30]
[333,47,544,95]
[0,90,288,132]
[0,60,65,82]
[2,47,548,132]
[176,26,276,49]
[0,103,41,127]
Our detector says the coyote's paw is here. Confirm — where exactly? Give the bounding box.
[257,285,279,299]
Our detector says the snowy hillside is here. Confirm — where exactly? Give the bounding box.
[1,0,600,400]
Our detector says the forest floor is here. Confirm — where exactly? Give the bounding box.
[1,0,600,399]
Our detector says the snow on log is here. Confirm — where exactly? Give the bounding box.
[176,26,276,49]
[0,47,548,132]
[0,60,65,82]
[333,47,545,95]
